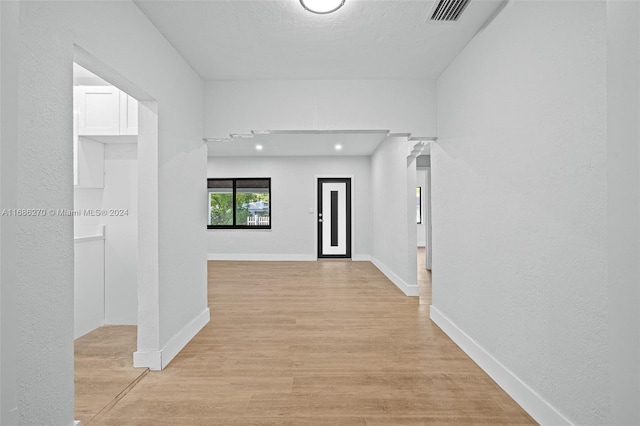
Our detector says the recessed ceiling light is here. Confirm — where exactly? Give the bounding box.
[255,145,263,151]
[335,144,343,150]
[300,0,345,14]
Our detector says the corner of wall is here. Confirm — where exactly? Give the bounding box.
[371,256,419,296]
[135,307,210,371]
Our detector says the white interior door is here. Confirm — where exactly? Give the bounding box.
[318,178,351,258]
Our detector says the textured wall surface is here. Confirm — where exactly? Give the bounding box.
[207,155,372,259]
[433,1,608,424]
[15,2,205,423]
[204,80,437,138]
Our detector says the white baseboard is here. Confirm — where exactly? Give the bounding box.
[134,307,210,371]
[352,254,371,261]
[133,347,162,370]
[207,253,316,261]
[208,253,373,262]
[429,305,573,426]
[74,421,81,426]
[161,307,210,368]
[370,256,419,296]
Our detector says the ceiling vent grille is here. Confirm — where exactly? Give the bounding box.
[429,0,471,22]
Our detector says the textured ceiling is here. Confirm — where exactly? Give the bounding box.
[135,0,506,80]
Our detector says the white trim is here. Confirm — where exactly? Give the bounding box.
[160,307,210,369]
[74,235,104,243]
[429,305,573,426]
[133,348,161,371]
[74,225,105,243]
[74,421,82,426]
[134,307,210,371]
[352,254,371,261]
[370,256,419,296]
[207,253,316,261]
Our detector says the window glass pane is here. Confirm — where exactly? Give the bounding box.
[236,179,270,227]
[208,180,233,226]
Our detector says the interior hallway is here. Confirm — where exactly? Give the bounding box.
[76,258,535,425]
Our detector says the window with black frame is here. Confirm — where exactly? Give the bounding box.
[208,178,271,229]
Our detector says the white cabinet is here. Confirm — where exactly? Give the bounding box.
[77,86,120,135]
[119,90,139,135]
[76,85,138,136]
[73,86,138,188]
[73,88,104,188]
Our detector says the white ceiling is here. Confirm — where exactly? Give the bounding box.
[134,0,506,80]
[206,130,390,156]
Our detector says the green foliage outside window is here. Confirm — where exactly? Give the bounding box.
[208,178,271,228]
[209,193,233,226]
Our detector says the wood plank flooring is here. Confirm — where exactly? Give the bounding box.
[74,325,148,425]
[82,258,535,425]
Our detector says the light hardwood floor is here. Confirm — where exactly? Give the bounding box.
[74,325,148,425]
[79,257,536,425]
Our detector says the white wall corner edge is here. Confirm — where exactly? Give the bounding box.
[370,256,419,296]
[74,421,82,426]
[133,307,210,371]
[207,253,316,261]
[429,305,574,426]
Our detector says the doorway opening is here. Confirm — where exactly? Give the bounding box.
[317,177,352,259]
[72,60,152,424]
[417,157,432,305]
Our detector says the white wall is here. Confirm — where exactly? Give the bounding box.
[74,142,139,330]
[204,80,437,138]
[432,1,609,424]
[607,1,640,424]
[74,238,105,339]
[370,136,418,296]
[207,156,371,260]
[425,167,432,270]
[15,2,206,423]
[103,144,138,325]
[1,2,19,424]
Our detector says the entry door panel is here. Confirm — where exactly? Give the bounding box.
[318,178,351,258]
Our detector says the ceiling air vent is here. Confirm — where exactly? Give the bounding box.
[429,0,471,22]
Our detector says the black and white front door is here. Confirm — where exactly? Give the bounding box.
[317,178,351,258]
